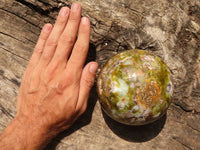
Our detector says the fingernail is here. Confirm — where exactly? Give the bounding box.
[60,7,69,17]
[81,17,89,25]
[43,24,52,32]
[71,3,80,12]
[89,63,98,74]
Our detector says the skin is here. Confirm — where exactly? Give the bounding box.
[0,3,98,150]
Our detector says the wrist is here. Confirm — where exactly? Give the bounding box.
[14,115,56,149]
[0,115,56,150]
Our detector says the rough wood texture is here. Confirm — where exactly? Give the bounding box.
[0,0,200,149]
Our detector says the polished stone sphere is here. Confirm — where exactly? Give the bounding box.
[97,49,173,125]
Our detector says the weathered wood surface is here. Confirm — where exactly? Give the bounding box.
[0,0,200,149]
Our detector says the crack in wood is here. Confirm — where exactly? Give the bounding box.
[0,122,7,128]
[0,72,21,88]
[15,0,59,20]
[172,102,193,112]
[0,70,4,76]
[15,0,50,16]
[173,137,193,150]
[37,0,52,7]
[0,42,5,46]
[171,118,200,134]
[10,78,21,87]
[123,3,144,15]
[25,37,37,44]
[0,104,14,119]
[0,32,24,44]
[0,8,40,29]
[0,47,29,61]
[186,123,200,133]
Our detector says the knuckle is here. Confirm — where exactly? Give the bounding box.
[83,77,94,88]
[54,53,62,62]
[60,34,75,45]
[46,37,57,47]
[69,14,79,22]
[42,52,51,60]
[75,43,88,53]
[64,72,75,86]
[56,18,67,26]
[34,47,43,55]
[43,64,58,83]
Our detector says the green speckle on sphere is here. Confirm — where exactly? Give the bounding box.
[97,49,173,125]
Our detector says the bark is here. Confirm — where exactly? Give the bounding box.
[0,0,200,149]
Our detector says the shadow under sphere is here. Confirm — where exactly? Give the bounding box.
[102,110,167,142]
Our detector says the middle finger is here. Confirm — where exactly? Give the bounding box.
[50,3,82,65]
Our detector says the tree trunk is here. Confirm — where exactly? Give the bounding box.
[0,0,200,149]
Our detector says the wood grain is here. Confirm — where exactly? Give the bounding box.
[0,0,200,149]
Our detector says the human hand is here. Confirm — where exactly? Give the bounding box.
[17,2,98,133]
[0,3,98,150]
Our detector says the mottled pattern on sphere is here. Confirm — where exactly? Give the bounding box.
[97,50,173,125]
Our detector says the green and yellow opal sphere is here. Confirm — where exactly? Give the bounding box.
[97,49,173,125]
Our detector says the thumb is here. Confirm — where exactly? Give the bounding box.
[75,62,98,114]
